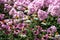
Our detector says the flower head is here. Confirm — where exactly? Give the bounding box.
[38,9,48,21]
[57,18,60,24]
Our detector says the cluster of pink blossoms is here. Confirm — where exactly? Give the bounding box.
[0,0,60,40]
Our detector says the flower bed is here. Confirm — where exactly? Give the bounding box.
[0,0,60,40]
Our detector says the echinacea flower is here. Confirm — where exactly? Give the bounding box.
[36,26,42,31]
[42,34,49,40]
[1,24,11,32]
[14,30,20,34]
[33,30,39,35]
[4,19,13,25]
[34,37,39,40]
[50,25,57,32]
[22,30,27,34]
[47,25,57,34]
[16,23,25,30]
